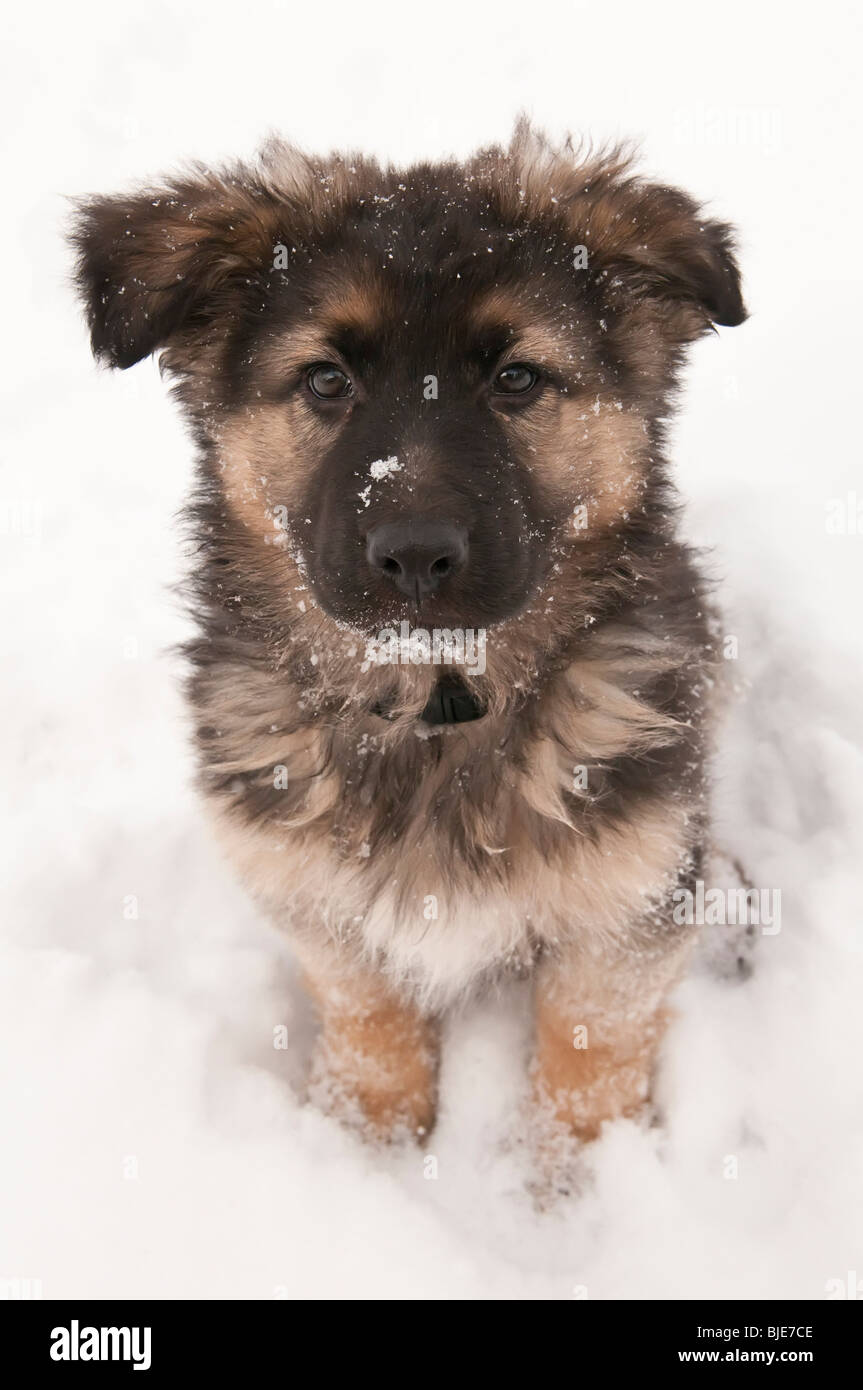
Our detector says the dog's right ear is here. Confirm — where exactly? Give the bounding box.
[71,171,284,369]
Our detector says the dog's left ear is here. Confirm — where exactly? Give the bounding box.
[577,176,746,335]
[71,170,284,369]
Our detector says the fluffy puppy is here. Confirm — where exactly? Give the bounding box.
[72,124,745,1143]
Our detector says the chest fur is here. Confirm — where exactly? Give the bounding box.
[200,649,701,1004]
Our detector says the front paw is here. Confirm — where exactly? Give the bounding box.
[307,1040,437,1144]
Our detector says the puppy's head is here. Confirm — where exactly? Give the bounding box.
[72,125,744,708]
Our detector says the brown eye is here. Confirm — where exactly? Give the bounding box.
[308,364,352,399]
[493,363,538,395]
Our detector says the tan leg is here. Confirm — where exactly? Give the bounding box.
[301,957,439,1142]
[532,938,691,1143]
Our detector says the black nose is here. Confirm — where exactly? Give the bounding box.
[366,521,468,602]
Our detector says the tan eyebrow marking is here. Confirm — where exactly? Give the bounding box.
[469,287,531,332]
[469,290,591,374]
[316,281,389,335]
[260,278,393,376]
[259,326,347,375]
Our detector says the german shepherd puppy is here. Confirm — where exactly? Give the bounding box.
[72,124,745,1147]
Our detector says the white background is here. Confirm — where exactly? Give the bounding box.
[2,0,862,1299]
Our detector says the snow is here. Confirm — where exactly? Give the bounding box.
[369,456,401,481]
[361,457,401,508]
[1,0,862,1300]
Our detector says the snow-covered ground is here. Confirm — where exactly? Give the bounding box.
[2,0,861,1299]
